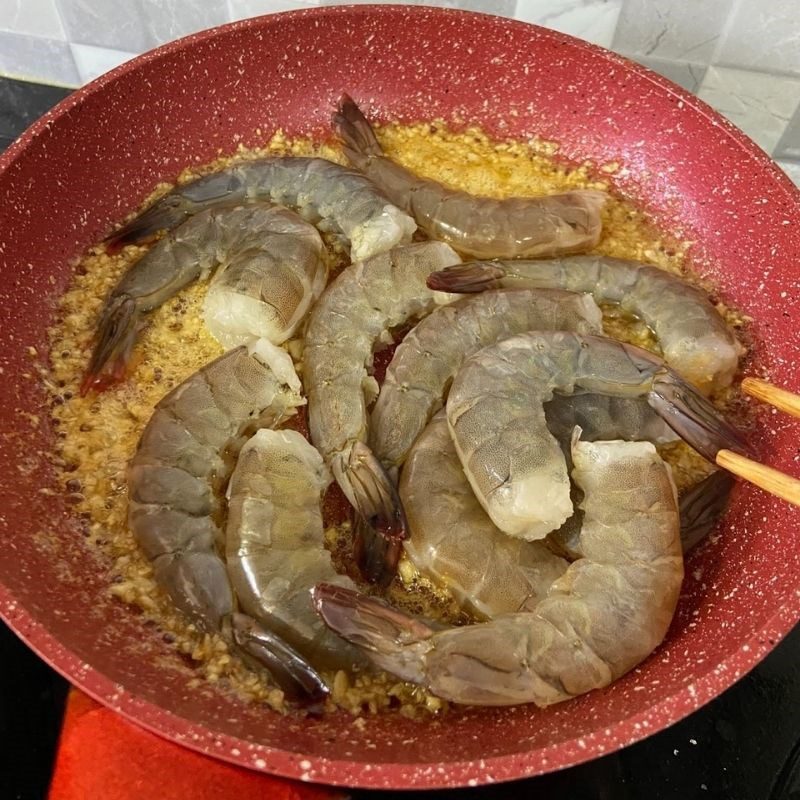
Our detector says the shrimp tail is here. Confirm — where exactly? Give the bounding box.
[230,613,329,709]
[104,195,191,251]
[679,470,735,552]
[333,94,384,170]
[344,442,408,586]
[312,583,432,683]
[647,369,754,462]
[426,262,506,293]
[80,295,139,395]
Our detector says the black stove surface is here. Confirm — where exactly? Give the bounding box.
[1,76,799,800]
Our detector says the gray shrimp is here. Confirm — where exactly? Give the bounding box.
[313,432,683,707]
[333,94,608,259]
[127,338,328,704]
[84,204,327,394]
[105,156,416,260]
[427,255,743,395]
[303,241,461,583]
[370,288,604,472]
[446,332,750,540]
[226,428,368,671]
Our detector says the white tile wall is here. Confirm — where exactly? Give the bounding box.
[1,0,800,167]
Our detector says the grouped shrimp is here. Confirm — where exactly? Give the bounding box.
[69,96,754,712]
[428,256,743,395]
[334,95,609,259]
[370,288,604,472]
[105,156,416,261]
[303,241,460,581]
[314,432,683,706]
[127,338,329,704]
[446,332,749,540]
[83,204,327,393]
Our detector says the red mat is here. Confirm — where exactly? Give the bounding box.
[48,690,347,800]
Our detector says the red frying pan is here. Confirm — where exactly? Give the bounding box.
[1,5,798,790]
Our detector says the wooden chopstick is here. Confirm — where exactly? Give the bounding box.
[741,377,800,420]
[715,377,800,507]
[716,449,800,507]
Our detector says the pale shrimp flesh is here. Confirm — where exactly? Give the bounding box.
[333,94,608,259]
[370,287,604,472]
[427,256,743,394]
[446,332,750,540]
[303,241,461,584]
[313,432,683,706]
[105,156,416,261]
[226,428,368,671]
[127,338,328,704]
[83,204,327,394]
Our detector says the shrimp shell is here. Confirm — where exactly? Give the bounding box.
[333,94,608,259]
[226,429,367,671]
[303,241,460,520]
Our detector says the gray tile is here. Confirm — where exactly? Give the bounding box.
[227,0,320,17]
[612,0,733,63]
[777,159,800,186]
[70,43,136,84]
[636,55,707,94]
[716,0,800,77]
[0,31,79,86]
[53,0,152,51]
[1,0,66,40]
[697,65,800,154]
[138,0,229,46]
[774,105,800,161]
[514,0,623,48]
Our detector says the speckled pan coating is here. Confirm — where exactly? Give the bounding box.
[1,4,799,790]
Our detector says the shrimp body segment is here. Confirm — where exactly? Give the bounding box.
[226,428,367,671]
[428,256,743,394]
[333,95,608,260]
[446,332,750,540]
[106,157,416,261]
[370,288,604,471]
[314,434,683,706]
[85,205,327,393]
[303,241,460,575]
[127,339,328,703]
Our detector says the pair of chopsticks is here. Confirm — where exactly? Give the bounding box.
[716,377,800,506]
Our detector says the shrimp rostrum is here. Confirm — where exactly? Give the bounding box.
[313,431,683,707]
[127,338,331,705]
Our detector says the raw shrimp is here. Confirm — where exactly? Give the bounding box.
[370,288,604,472]
[105,156,416,260]
[400,411,568,619]
[333,94,608,259]
[400,394,677,620]
[127,338,328,704]
[83,204,327,394]
[446,332,750,540]
[314,432,683,707]
[226,428,368,671]
[303,241,460,582]
[427,256,743,394]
